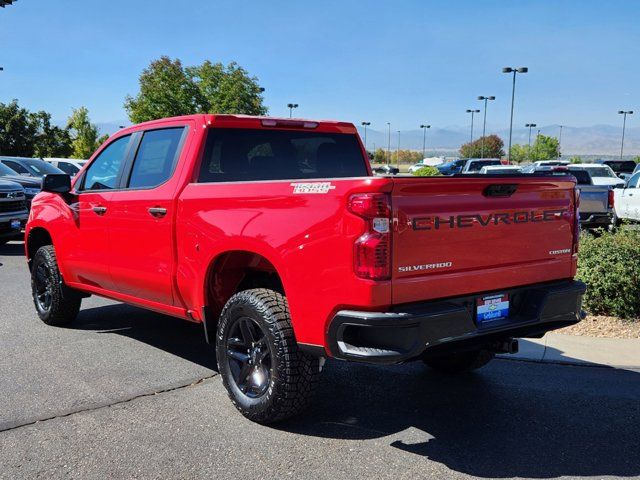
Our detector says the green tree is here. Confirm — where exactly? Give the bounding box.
[532,134,560,161]
[67,107,101,159]
[124,57,203,123]
[32,111,73,158]
[125,57,267,123]
[509,135,560,163]
[187,61,267,116]
[373,148,388,164]
[413,165,441,176]
[569,156,583,164]
[459,135,505,159]
[633,156,640,164]
[0,100,38,156]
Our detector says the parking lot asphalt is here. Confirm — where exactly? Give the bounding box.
[2,240,640,479]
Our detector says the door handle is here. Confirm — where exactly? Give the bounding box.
[92,206,107,215]
[148,207,167,218]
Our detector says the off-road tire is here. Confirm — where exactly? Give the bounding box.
[423,349,494,374]
[31,245,81,326]
[216,288,319,424]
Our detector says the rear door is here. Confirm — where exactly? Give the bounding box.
[107,124,190,306]
[391,176,577,304]
[622,172,640,220]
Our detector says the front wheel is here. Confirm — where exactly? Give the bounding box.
[423,349,494,374]
[31,245,81,326]
[216,288,319,424]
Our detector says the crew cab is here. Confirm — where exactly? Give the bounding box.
[25,114,586,423]
[0,180,28,245]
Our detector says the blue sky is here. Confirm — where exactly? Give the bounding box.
[1,0,639,132]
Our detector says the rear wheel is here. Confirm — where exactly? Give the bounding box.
[423,349,494,374]
[216,288,319,424]
[31,245,81,326]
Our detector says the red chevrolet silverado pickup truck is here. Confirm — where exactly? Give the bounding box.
[25,114,586,423]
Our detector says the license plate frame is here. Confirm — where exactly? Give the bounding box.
[476,293,510,324]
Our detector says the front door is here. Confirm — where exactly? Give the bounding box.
[63,134,133,290]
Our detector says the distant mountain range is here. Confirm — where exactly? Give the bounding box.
[95,121,639,158]
[355,124,640,157]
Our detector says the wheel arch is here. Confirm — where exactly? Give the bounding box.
[201,250,287,339]
[26,227,54,271]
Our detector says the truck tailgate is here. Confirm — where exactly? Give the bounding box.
[577,185,609,214]
[391,176,577,305]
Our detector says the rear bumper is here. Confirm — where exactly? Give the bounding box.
[579,212,613,228]
[325,280,586,364]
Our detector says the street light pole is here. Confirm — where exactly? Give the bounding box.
[477,96,495,158]
[466,109,480,144]
[525,123,537,160]
[287,103,298,118]
[361,122,371,152]
[502,67,528,162]
[386,122,391,165]
[618,110,634,160]
[558,125,563,158]
[420,124,431,159]
[396,130,401,168]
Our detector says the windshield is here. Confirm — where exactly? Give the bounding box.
[468,160,501,172]
[603,161,636,173]
[581,166,617,178]
[22,160,64,177]
[0,163,18,176]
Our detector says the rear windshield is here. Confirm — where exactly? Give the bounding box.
[467,160,501,172]
[567,169,592,184]
[603,161,636,173]
[198,128,368,182]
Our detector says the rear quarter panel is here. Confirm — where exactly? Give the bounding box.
[175,177,393,346]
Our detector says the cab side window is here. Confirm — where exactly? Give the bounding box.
[82,135,131,191]
[127,128,185,189]
[628,173,640,189]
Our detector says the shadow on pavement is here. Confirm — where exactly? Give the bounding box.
[65,302,640,478]
[0,241,25,257]
[280,358,640,478]
[69,303,217,371]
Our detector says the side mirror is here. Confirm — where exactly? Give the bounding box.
[42,173,71,194]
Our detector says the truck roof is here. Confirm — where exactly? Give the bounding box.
[126,114,358,134]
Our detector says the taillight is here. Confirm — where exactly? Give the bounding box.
[573,187,581,254]
[608,189,615,209]
[348,193,391,280]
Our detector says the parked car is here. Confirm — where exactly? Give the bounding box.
[460,158,503,174]
[613,170,640,222]
[479,165,522,174]
[26,114,585,423]
[436,159,467,175]
[0,161,41,209]
[44,158,87,177]
[373,164,400,175]
[566,167,615,229]
[0,156,65,178]
[0,179,28,245]
[408,163,428,174]
[566,164,625,187]
[593,159,637,180]
[520,161,570,173]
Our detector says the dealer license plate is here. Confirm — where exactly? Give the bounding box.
[476,293,509,324]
